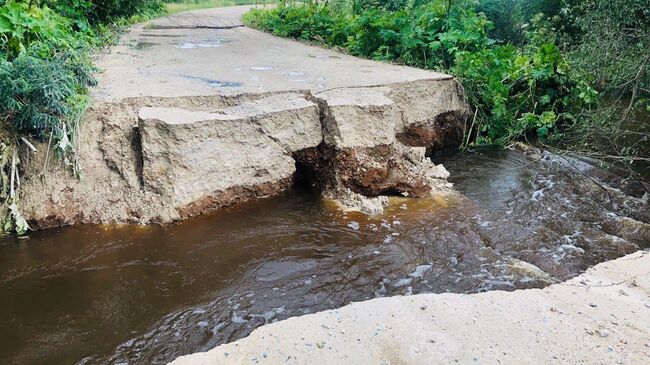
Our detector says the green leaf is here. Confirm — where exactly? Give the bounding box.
[539,94,551,105]
[536,126,549,138]
[0,15,12,33]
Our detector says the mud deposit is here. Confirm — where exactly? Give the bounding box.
[1,148,647,365]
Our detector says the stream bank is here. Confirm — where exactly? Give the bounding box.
[171,250,650,365]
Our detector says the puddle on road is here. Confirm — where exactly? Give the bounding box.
[141,33,184,38]
[0,148,647,365]
[175,39,232,49]
[282,71,305,77]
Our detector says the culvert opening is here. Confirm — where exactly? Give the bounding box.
[290,145,331,194]
[292,159,320,193]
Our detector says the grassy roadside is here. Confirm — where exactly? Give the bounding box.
[165,0,275,15]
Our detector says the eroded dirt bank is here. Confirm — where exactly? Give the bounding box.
[18,79,467,228]
[171,250,650,365]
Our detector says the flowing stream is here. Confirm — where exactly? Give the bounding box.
[1,148,647,365]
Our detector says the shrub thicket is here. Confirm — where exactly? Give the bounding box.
[555,0,649,167]
[0,0,165,233]
[244,0,648,173]
[244,1,595,144]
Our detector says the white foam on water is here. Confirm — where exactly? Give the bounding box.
[211,322,225,335]
[409,264,432,278]
[393,277,413,287]
[347,221,360,230]
[250,306,285,323]
[231,311,247,324]
[531,189,545,201]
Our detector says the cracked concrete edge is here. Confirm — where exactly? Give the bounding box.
[18,77,467,228]
[137,77,468,149]
[169,250,650,365]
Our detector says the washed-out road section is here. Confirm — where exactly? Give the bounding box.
[18,5,468,228]
[8,6,649,365]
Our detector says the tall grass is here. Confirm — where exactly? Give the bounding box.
[166,0,276,15]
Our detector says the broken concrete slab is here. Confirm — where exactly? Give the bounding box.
[319,144,452,198]
[137,93,321,217]
[309,80,465,211]
[139,93,322,152]
[317,87,398,148]
[315,79,469,150]
[389,79,469,150]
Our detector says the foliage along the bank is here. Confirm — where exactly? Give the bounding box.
[0,0,166,234]
[243,0,596,145]
[243,0,648,167]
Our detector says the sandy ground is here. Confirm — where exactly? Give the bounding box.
[93,5,448,102]
[170,250,650,365]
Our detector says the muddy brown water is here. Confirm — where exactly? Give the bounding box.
[1,148,647,365]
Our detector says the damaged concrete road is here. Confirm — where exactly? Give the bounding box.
[170,250,650,365]
[17,5,468,228]
[92,5,451,101]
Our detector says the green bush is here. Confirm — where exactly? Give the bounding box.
[0,0,165,233]
[553,0,649,167]
[244,1,591,145]
[0,0,164,161]
[563,0,648,94]
[476,0,561,44]
[0,1,89,60]
[453,13,599,143]
[40,0,165,24]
